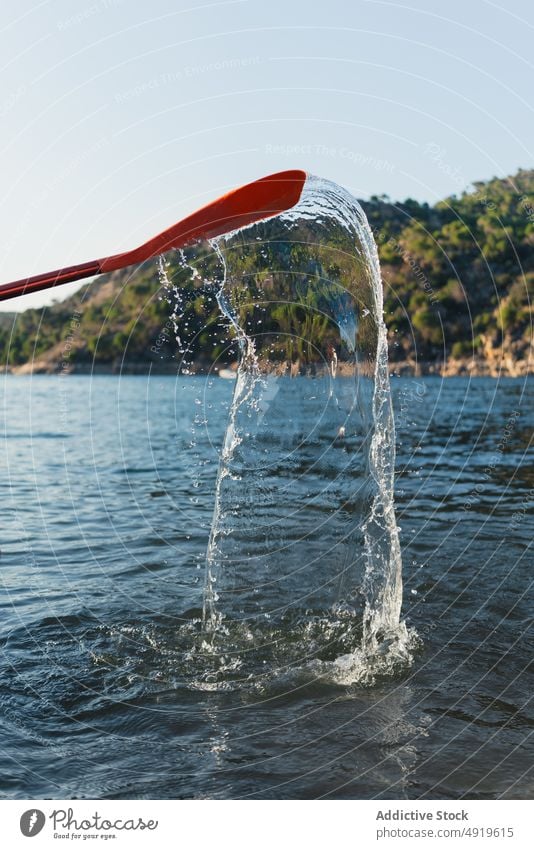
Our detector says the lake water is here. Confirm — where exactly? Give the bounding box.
[1,374,532,799]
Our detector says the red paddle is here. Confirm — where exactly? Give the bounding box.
[0,169,306,303]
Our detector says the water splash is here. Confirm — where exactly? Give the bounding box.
[197,175,414,685]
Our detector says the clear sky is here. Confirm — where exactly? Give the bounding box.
[1,0,532,310]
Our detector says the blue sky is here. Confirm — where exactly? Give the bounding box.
[1,0,532,310]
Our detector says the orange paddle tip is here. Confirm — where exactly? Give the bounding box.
[100,169,308,271]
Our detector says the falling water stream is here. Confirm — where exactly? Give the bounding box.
[166,175,415,688]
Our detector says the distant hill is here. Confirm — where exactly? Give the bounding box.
[2,168,532,376]
[364,167,533,375]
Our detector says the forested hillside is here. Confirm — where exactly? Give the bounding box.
[1,169,532,376]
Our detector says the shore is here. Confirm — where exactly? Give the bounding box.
[3,355,532,378]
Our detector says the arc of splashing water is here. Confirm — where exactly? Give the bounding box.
[200,174,409,670]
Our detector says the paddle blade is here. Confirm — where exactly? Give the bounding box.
[100,169,307,271]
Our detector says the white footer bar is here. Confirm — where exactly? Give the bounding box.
[1,799,531,848]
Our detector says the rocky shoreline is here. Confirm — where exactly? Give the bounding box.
[3,354,532,378]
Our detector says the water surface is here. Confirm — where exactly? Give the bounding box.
[0,374,532,799]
